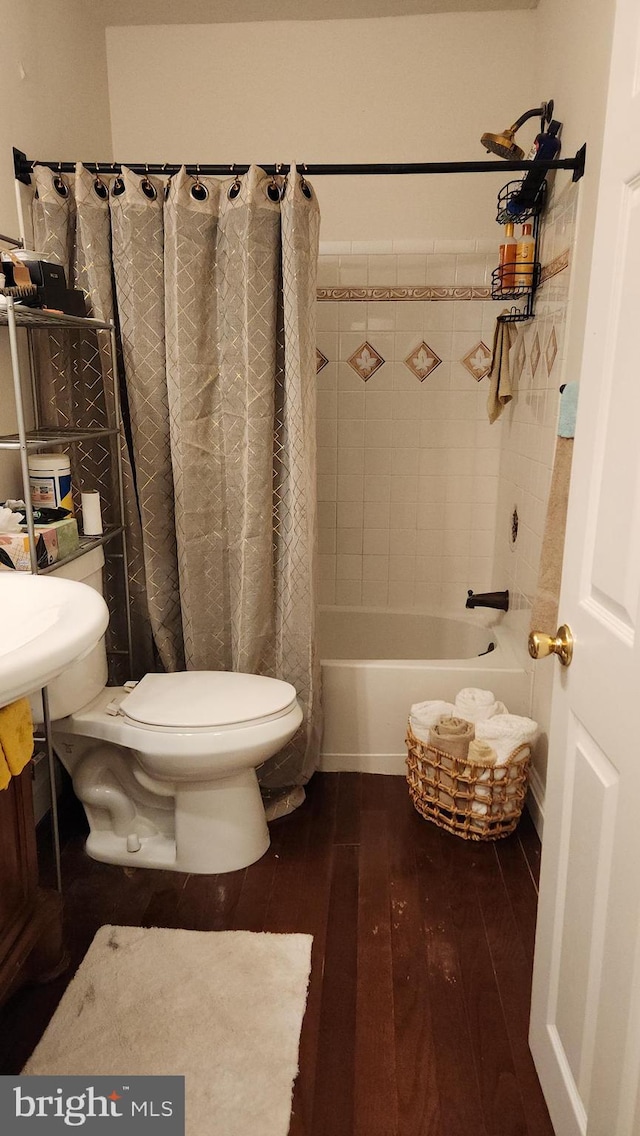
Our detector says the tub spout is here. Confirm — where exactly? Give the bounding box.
[466,589,509,612]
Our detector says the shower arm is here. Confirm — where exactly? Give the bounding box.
[12,144,587,185]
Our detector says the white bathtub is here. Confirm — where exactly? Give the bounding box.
[318,607,530,775]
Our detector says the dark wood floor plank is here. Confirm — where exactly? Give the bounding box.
[469,843,555,1136]
[414,817,490,1136]
[495,827,540,969]
[386,777,441,1136]
[291,775,339,1136]
[442,835,528,1136]
[517,808,543,888]
[264,798,314,934]
[311,843,359,1136]
[355,803,397,1136]
[334,772,362,845]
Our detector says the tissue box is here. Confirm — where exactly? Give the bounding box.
[0,517,79,571]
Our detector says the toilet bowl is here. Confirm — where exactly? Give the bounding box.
[42,549,303,874]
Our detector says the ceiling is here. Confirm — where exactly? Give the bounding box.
[97,0,537,25]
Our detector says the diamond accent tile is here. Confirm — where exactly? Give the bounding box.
[316,347,329,373]
[512,334,526,384]
[461,341,492,381]
[404,341,442,382]
[347,341,385,381]
[530,332,541,377]
[545,326,558,375]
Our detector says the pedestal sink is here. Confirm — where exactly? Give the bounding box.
[0,572,109,709]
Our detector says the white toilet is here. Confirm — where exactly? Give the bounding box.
[40,548,302,874]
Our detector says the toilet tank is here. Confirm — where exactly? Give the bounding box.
[30,546,109,723]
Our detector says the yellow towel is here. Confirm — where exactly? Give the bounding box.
[0,698,34,790]
[487,315,518,424]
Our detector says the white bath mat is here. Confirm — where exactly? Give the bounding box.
[24,924,313,1136]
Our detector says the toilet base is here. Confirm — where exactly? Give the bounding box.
[84,768,270,875]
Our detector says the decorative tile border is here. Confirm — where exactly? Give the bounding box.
[316,249,571,301]
[539,248,571,285]
[317,285,491,302]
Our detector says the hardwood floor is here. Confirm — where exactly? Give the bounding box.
[0,772,554,1136]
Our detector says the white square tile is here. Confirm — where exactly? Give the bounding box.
[453,302,483,332]
[425,254,455,284]
[364,447,393,474]
[338,391,365,419]
[389,528,417,554]
[337,554,363,580]
[416,501,446,529]
[317,447,337,475]
[364,475,391,502]
[337,474,364,502]
[396,256,427,285]
[363,555,389,582]
[364,501,390,528]
[317,475,337,502]
[417,475,447,502]
[367,303,396,332]
[316,302,339,331]
[415,554,442,583]
[337,528,364,554]
[423,303,455,333]
[395,304,425,332]
[389,554,416,582]
[391,419,420,448]
[364,419,392,448]
[317,501,336,529]
[388,581,415,607]
[335,443,363,474]
[365,392,394,419]
[317,257,340,286]
[413,583,443,609]
[317,362,337,392]
[361,581,389,606]
[337,501,364,528]
[318,554,336,582]
[390,475,418,502]
[335,579,363,605]
[337,419,365,448]
[317,391,337,419]
[368,255,397,285]
[389,502,417,529]
[318,579,336,605]
[392,448,419,476]
[363,528,390,555]
[317,419,337,449]
[338,303,368,332]
[339,255,368,285]
[318,528,336,554]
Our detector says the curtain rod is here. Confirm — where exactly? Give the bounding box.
[13,145,587,185]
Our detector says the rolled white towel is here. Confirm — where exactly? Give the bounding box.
[409,700,456,743]
[455,687,508,722]
[475,713,538,765]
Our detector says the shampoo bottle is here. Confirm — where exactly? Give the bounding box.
[514,223,535,289]
[498,222,517,291]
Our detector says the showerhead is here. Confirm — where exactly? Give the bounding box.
[481,129,525,161]
[481,102,554,161]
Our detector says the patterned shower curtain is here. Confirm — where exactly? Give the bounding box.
[30,162,321,794]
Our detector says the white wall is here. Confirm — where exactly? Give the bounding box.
[105,12,537,242]
[0,0,113,497]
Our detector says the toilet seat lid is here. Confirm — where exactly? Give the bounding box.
[121,671,298,730]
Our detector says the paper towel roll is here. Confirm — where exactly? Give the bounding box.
[81,490,103,536]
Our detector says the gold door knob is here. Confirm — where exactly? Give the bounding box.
[528,624,573,667]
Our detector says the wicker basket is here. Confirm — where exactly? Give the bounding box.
[405,722,531,841]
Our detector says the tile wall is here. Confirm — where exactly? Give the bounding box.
[489,178,579,804]
[491,181,578,616]
[316,239,505,610]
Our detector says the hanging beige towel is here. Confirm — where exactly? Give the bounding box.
[530,436,574,634]
[429,716,475,760]
[487,315,518,424]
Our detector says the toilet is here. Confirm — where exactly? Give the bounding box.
[40,548,302,874]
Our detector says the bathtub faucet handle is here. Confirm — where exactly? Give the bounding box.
[466,589,510,612]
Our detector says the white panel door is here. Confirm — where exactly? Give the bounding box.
[530,1,640,1133]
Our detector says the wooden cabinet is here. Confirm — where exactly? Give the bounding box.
[0,766,65,1006]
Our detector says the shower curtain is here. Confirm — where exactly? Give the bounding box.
[30,161,321,795]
